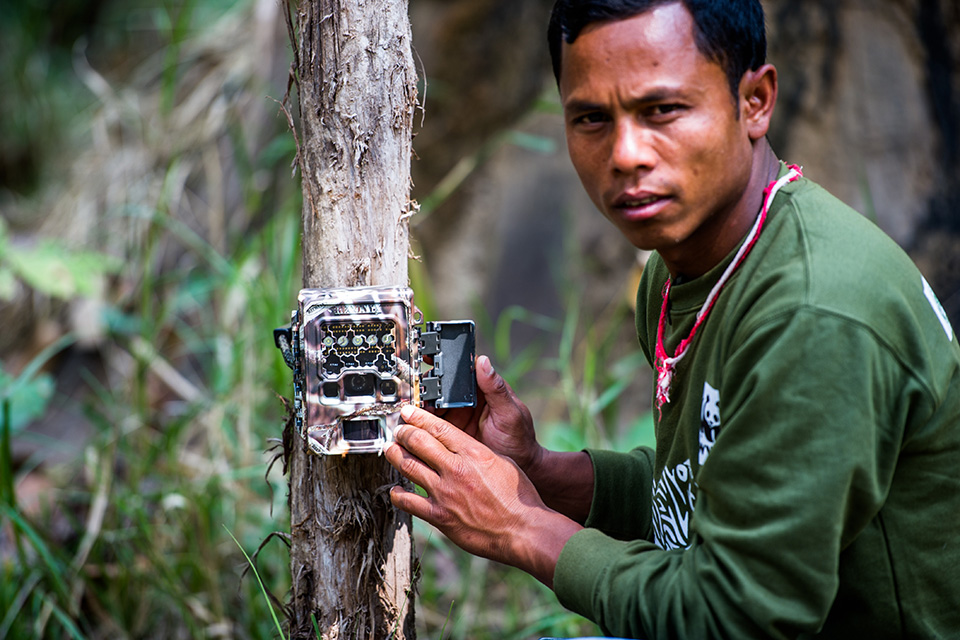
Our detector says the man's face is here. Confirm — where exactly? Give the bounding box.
[560,4,759,273]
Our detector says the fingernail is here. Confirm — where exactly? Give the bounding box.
[479,355,494,376]
[400,404,415,421]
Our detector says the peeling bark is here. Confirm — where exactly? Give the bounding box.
[283,1,418,638]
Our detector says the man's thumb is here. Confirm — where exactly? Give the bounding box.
[476,355,512,404]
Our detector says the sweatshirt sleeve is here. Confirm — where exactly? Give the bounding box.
[553,308,919,639]
[583,447,656,541]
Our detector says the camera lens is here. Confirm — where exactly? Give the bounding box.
[343,373,376,397]
[380,379,398,397]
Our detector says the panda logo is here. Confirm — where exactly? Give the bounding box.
[699,382,721,466]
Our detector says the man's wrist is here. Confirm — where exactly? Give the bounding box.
[523,448,595,524]
[510,507,583,589]
[522,442,549,483]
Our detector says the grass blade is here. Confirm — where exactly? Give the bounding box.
[0,503,72,606]
[42,593,87,640]
[1,400,13,509]
[223,525,287,640]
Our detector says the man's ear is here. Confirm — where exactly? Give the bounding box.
[740,63,777,141]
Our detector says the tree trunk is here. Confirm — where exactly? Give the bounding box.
[283,0,418,638]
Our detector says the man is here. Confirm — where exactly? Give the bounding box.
[385,1,960,637]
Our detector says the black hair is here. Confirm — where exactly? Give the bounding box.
[547,0,767,99]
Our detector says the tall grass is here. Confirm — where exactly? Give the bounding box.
[2,176,304,637]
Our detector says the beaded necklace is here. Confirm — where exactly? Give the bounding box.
[654,165,803,414]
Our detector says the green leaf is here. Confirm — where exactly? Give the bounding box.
[0,368,55,433]
[0,333,73,432]
[62,249,122,296]
[6,244,76,298]
[4,242,121,300]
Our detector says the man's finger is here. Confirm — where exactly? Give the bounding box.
[399,405,472,454]
[384,435,440,489]
[389,485,437,523]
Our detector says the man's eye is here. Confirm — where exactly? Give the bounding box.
[572,112,608,126]
[649,104,683,118]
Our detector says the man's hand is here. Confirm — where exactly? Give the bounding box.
[385,404,582,588]
[435,355,543,473]
[436,355,596,523]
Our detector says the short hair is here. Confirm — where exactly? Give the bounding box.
[547,0,767,98]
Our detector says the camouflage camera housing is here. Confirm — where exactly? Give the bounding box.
[274,285,476,455]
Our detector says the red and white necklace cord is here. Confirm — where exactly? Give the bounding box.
[654,165,803,415]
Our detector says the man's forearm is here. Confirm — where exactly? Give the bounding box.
[526,449,595,524]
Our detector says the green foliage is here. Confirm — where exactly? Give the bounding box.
[0,333,77,439]
[414,525,601,639]
[537,290,656,453]
[1,196,303,638]
[415,124,558,222]
[0,219,122,302]
[0,0,96,196]
[0,369,55,435]
[2,103,304,640]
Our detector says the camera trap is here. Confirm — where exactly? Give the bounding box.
[274,286,476,455]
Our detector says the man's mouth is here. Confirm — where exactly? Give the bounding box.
[611,192,672,220]
[621,195,663,207]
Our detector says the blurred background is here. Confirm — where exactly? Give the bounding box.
[1,0,957,637]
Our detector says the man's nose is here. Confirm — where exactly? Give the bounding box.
[611,120,657,174]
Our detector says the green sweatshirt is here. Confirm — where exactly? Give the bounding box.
[553,166,960,639]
